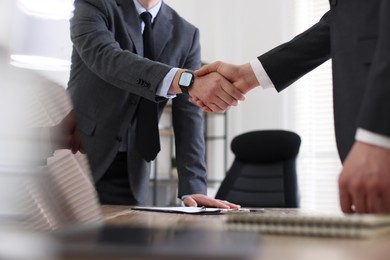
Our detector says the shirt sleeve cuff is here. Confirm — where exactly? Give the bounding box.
[356,128,390,149]
[156,68,178,99]
[249,59,275,89]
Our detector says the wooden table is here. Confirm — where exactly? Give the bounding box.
[99,205,390,260]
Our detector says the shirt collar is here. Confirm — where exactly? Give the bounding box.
[133,0,162,23]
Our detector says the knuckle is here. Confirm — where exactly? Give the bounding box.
[366,180,381,191]
[350,180,364,192]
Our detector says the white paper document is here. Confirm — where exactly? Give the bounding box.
[131,206,251,214]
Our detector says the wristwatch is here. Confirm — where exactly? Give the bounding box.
[178,70,194,94]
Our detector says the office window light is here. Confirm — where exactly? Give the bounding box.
[10,0,72,71]
[10,55,70,71]
[17,0,74,20]
[290,0,342,213]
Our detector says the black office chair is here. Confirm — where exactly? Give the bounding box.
[215,130,301,208]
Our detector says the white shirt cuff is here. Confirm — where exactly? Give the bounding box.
[249,59,275,89]
[156,68,178,99]
[356,128,390,149]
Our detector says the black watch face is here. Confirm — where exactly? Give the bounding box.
[179,71,194,87]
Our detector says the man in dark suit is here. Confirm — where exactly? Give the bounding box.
[67,0,242,207]
[195,0,390,214]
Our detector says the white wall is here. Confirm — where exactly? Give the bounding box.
[0,0,14,48]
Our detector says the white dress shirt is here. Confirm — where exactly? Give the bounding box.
[249,58,390,149]
[133,0,178,99]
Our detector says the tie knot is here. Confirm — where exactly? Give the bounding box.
[140,12,152,26]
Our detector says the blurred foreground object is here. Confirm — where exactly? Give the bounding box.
[0,46,102,232]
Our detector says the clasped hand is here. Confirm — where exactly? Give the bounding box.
[188,61,259,112]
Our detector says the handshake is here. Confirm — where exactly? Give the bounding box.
[175,61,260,113]
[49,61,261,155]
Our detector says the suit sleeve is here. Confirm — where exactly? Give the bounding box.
[171,28,208,197]
[70,0,171,101]
[259,12,331,92]
[358,1,390,137]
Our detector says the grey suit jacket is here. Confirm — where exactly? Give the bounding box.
[67,0,207,204]
[259,0,390,161]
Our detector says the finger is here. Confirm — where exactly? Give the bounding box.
[348,175,368,213]
[366,191,380,213]
[205,82,238,111]
[351,191,367,214]
[366,179,381,213]
[211,88,239,108]
[183,196,198,207]
[187,195,230,209]
[381,189,390,213]
[193,100,212,112]
[71,138,78,154]
[206,102,226,113]
[338,172,355,213]
[188,97,196,103]
[79,146,86,154]
[194,62,221,77]
[218,200,241,209]
[71,130,81,154]
[71,141,78,154]
[199,198,230,209]
[201,107,213,113]
[210,98,231,112]
[189,97,214,112]
[339,188,354,213]
[191,98,205,107]
[220,79,246,102]
[208,200,231,209]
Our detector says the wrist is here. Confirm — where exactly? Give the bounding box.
[169,69,187,94]
[240,63,259,93]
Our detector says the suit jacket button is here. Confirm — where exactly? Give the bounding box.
[116,136,122,142]
[329,0,337,6]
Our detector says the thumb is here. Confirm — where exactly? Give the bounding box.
[183,196,198,207]
[194,62,220,77]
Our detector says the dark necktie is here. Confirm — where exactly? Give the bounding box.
[136,12,160,162]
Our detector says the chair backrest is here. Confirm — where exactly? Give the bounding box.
[215,130,301,208]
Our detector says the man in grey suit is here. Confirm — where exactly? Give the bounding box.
[195,0,390,213]
[67,0,243,207]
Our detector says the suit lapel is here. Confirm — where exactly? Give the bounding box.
[153,3,173,61]
[117,0,143,55]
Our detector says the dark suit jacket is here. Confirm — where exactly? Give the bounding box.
[259,0,390,161]
[67,0,207,204]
